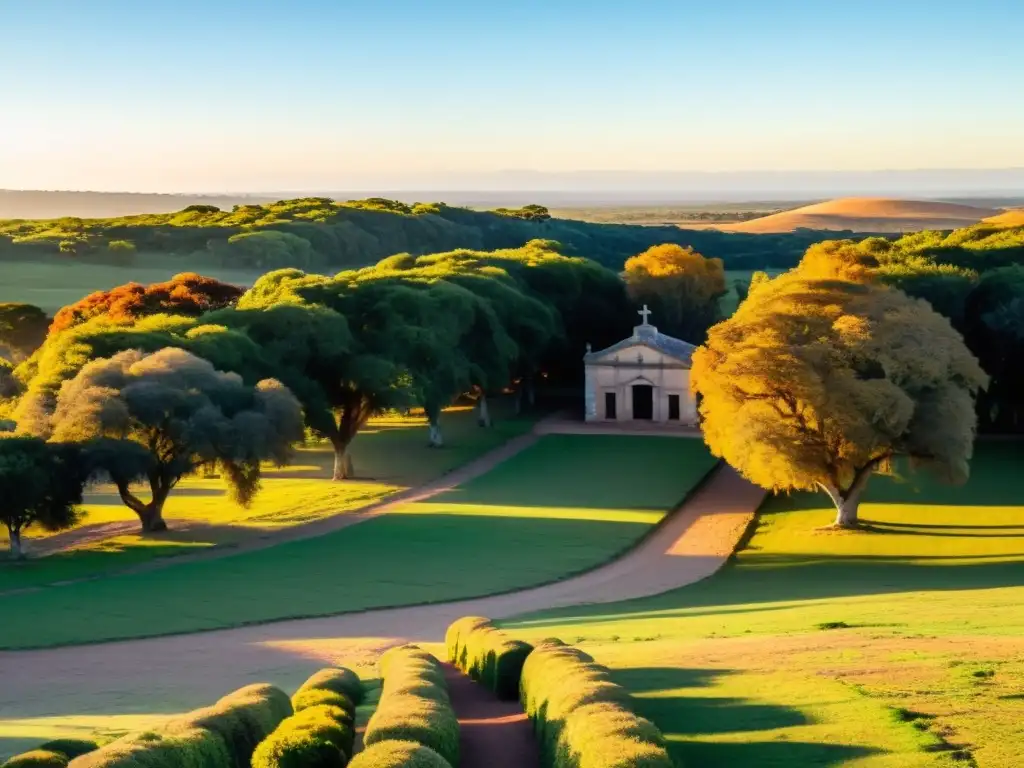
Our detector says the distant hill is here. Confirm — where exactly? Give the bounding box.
[721,197,999,233]
[982,208,1024,228]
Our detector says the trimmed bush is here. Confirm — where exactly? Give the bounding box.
[68,726,231,768]
[363,646,458,767]
[2,750,68,768]
[348,741,452,768]
[38,741,99,760]
[520,640,673,768]
[253,701,355,768]
[444,616,533,699]
[294,668,363,707]
[292,689,355,721]
[166,683,292,768]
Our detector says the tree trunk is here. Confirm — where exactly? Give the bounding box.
[819,460,879,529]
[526,376,536,407]
[477,393,491,428]
[834,495,861,528]
[428,422,444,448]
[8,527,23,560]
[332,442,354,480]
[116,480,170,532]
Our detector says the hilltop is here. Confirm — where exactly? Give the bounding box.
[982,208,1024,228]
[721,197,998,233]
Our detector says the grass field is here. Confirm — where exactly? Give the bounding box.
[504,441,1024,768]
[0,404,533,590]
[0,257,264,314]
[0,434,717,648]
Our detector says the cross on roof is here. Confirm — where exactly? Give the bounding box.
[638,304,652,324]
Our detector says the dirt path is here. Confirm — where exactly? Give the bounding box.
[0,464,764,737]
[441,663,540,768]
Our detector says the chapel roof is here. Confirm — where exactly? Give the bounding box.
[583,311,696,365]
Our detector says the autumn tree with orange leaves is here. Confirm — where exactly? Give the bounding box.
[623,244,726,342]
[48,273,244,335]
[690,250,989,528]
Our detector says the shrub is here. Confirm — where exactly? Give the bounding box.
[37,741,99,760]
[68,726,230,768]
[520,640,672,768]
[292,688,355,720]
[251,703,353,768]
[164,683,292,768]
[445,616,533,699]
[294,668,363,707]
[348,741,452,768]
[363,646,458,767]
[2,750,69,768]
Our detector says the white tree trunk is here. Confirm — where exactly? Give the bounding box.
[477,394,491,428]
[332,447,354,480]
[834,496,861,528]
[8,528,23,559]
[428,422,444,448]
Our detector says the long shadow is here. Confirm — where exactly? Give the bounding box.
[609,667,880,768]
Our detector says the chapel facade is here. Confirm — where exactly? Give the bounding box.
[583,306,698,425]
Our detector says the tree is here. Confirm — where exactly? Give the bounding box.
[691,268,989,528]
[0,358,18,399]
[0,303,49,361]
[0,437,88,558]
[624,244,727,342]
[49,273,244,335]
[44,348,304,532]
[963,266,1024,431]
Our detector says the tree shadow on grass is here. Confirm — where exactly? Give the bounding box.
[609,667,881,768]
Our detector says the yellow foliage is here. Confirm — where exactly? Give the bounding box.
[690,269,989,510]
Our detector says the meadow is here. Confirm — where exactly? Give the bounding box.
[504,440,1024,767]
[0,404,533,591]
[0,434,717,648]
[0,257,263,314]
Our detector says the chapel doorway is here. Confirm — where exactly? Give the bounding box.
[605,392,617,419]
[632,384,654,420]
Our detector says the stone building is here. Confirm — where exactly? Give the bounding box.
[583,306,698,425]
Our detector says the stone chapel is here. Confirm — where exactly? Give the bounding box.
[583,306,698,425]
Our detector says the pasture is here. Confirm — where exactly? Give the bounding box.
[0,404,533,589]
[0,257,264,314]
[504,441,1024,767]
[0,434,717,649]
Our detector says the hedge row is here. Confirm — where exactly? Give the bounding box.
[348,741,451,768]
[363,646,459,767]
[1,740,100,768]
[250,667,363,768]
[294,668,364,708]
[520,640,674,768]
[67,684,291,768]
[444,616,533,700]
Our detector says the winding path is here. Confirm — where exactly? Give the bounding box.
[0,461,762,727]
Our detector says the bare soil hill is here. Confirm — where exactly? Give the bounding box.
[719,197,998,233]
[982,208,1024,228]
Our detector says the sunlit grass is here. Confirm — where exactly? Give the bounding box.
[0,435,716,648]
[503,441,1024,767]
[0,402,533,589]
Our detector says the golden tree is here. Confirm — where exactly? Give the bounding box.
[624,244,726,341]
[690,265,988,528]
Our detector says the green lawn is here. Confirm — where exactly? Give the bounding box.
[0,434,717,648]
[0,257,265,314]
[0,404,533,590]
[503,441,1024,768]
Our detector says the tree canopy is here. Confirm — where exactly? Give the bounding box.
[48,272,244,335]
[623,244,727,342]
[0,436,88,558]
[0,303,49,362]
[691,262,989,527]
[39,348,303,532]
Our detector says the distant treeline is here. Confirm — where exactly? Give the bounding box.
[0,197,848,272]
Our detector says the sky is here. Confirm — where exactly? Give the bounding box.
[2,0,1023,193]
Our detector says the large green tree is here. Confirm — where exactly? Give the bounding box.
[42,347,303,532]
[0,436,89,558]
[691,263,989,528]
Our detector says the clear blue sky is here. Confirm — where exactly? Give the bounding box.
[2,0,1022,192]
